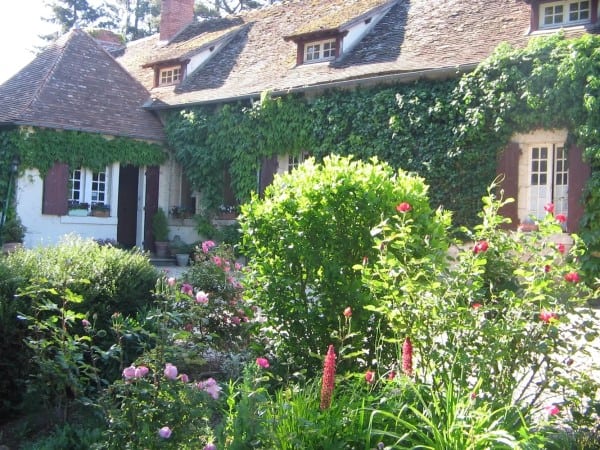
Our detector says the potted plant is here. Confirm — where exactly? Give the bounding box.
[152,208,170,257]
[68,200,90,216]
[91,202,110,217]
[171,238,194,266]
[1,215,26,252]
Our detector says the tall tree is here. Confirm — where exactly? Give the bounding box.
[42,0,120,39]
[113,0,160,40]
[195,0,276,18]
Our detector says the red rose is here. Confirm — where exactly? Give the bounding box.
[396,202,411,213]
[473,240,489,254]
[555,214,567,224]
[564,271,580,283]
[539,310,558,323]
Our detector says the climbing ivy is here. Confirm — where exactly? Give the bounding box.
[166,33,600,270]
[0,126,166,221]
[2,127,167,176]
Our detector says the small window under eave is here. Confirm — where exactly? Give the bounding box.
[158,65,182,86]
[530,0,598,31]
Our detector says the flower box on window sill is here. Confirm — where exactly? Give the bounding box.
[68,208,89,217]
[216,212,238,220]
[91,209,110,217]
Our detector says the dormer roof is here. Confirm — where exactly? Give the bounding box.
[283,0,397,41]
[0,29,165,142]
[143,19,246,68]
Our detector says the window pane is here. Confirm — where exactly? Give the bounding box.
[540,174,547,184]
[541,147,548,158]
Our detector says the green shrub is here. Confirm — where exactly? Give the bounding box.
[360,182,600,425]
[240,155,450,377]
[0,257,28,419]
[0,236,160,417]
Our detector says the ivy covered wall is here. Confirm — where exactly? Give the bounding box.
[0,127,166,220]
[165,32,600,273]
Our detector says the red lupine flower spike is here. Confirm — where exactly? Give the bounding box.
[320,345,336,410]
[402,337,413,376]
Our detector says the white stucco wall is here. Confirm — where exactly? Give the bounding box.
[16,167,119,248]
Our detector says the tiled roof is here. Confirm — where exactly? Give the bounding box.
[117,0,545,109]
[285,0,395,38]
[0,29,165,142]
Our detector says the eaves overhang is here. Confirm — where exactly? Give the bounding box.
[144,63,478,111]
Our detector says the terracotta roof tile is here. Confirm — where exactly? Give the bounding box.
[286,0,394,37]
[0,29,165,142]
[114,0,598,109]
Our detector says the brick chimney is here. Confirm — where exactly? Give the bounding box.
[160,0,195,41]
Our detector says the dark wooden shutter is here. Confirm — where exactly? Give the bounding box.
[259,155,279,197]
[496,142,521,229]
[144,166,160,251]
[42,162,69,215]
[567,144,590,233]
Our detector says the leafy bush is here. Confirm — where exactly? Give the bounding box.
[240,155,450,376]
[360,182,600,427]
[0,258,27,419]
[0,236,160,417]
[183,241,252,357]
[99,278,227,449]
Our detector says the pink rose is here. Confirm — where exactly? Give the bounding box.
[180,373,189,383]
[256,357,270,368]
[197,378,221,399]
[343,307,352,318]
[202,240,216,253]
[135,366,149,378]
[158,426,172,439]
[365,370,375,384]
[82,319,91,328]
[167,277,176,287]
[471,303,482,309]
[164,363,178,380]
[544,404,560,416]
[204,444,217,450]
[181,283,193,296]
[544,203,555,214]
[557,243,566,254]
[195,291,209,304]
[122,365,136,380]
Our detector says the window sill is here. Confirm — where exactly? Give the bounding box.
[61,215,118,225]
[530,24,588,35]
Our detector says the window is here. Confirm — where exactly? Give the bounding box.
[159,66,181,86]
[540,1,590,28]
[304,39,336,63]
[527,144,568,221]
[69,167,110,212]
[288,151,311,172]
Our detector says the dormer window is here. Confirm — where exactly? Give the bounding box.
[539,1,591,28]
[159,66,181,86]
[304,39,337,63]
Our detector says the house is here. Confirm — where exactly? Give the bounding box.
[0,0,596,250]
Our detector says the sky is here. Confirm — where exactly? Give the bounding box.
[0,1,56,83]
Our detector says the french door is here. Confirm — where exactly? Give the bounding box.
[528,144,568,220]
